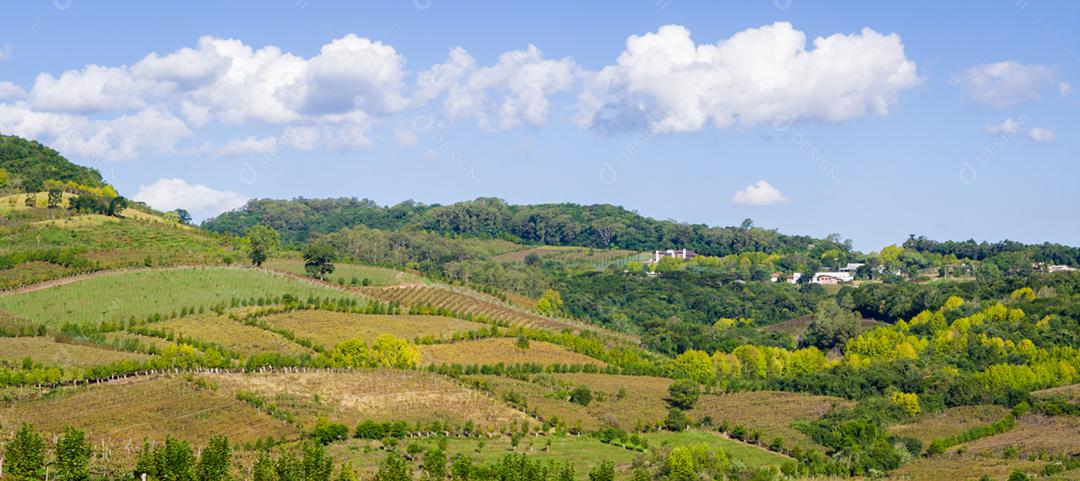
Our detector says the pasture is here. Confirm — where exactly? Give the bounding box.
[0,336,149,368]
[204,369,531,432]
[0,267,363,327]
[151,315,312,356]
[263,258,428,286]
[888,405,1011,446]
[260,310,484,346]
[419,338,606,367]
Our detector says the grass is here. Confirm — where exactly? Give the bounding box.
[888,405,1011,446]
[0,374,297,446]
[1032,382,1080,405]
[643,430,791,469]
[263,258,428,286]
[888,456,1049,481]
[0,267,364,327]
[204,369,531,432]
[0,336,149,367]
[151,315,313,356]
[419,338,606,367]
[689,391,854,452]
[260,310,485,346]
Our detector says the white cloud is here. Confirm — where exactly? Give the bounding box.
[0,82,26,100]
[952,61,1066,108]
[731,180,790,207]
[282,34,408,116]
[577,22,920,134]
[215,136,279,157]
[986,117,1022,135]
[0,104,190,161]
[133,178,248,219]
[1028,127,1055,142]
[0,45,12,60]
[28,65,151,114]
[424,45,576,130]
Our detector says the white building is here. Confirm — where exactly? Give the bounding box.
[839,263,865,272]
[652,249,698,264]
[811,271,854,284]
[1049,265,1078,273]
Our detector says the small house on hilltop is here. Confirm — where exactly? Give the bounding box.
[811,271,854,284]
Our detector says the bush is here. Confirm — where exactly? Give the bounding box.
[569,385,592,406]
[310,418,349,445]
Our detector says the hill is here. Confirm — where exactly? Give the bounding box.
[0,134,106,192]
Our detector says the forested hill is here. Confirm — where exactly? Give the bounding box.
[202,197,851,257]
[0,134,106,191]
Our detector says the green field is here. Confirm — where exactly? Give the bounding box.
[263,258,429,286]
[643,430,791,469]
[0,267,365,327]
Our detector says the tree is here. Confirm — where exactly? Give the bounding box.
[4,424,46,480]
[195,436,231,481]
[569,385,593,406]
[47,188,63,209]
[304,243,337,278]
[422,447,447,480]
[56,428,92,481]
[174,209,192,225]
[667,379,701,410]
[588,461,615,481]
[300,441,333,481]
[523,252,541,266]
[246,225,279,267]
[0,167,8,187]
[335,463,358,481]
[164,211,181,223]
[535,289,564,317]
[374,452,411,481]
[664,408,689,431]
[801,299,860,350]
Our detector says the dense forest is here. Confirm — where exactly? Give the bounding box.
[0,135,106,192]
[203,197,853,258]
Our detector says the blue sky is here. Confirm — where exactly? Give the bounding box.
[1,1,1077,250]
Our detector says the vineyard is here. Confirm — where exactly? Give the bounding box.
[689,391,855,453]
[260,310,485,345]
[419,338,606,367]
[0,336,149,367]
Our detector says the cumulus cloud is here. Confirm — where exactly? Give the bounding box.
[731,180,790,207]
[422,44,576,130]
[952,61,1068,108]
[576,22,920,134]
[986,117,1022,136]
[0,104,190,161]
[1028,127,1055,142]
[133,178,248,219]
[0,82,26,100]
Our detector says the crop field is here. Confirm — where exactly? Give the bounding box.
[263,258,428,286]
[260,310,485,346]
[0,375,297,447]
[419,338,606,367]
[957,414,1080,458]
[204,369,531,431]
[151,315,312,356]
[888,405,1010,446]
[468,375,600,430]
[689,391,854,452]
[365,284,623,341]
[0,267,364,327]
[0,336,149,367]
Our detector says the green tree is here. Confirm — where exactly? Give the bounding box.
[56,428,92,481]
[174,209,193,225]
[304,243,337,278]
[569,385,593,406]
[535,289,564,316]
[195,435,231,481]
[47,188,63,209]
[801,299,860,350]
[374,452,411,481]
[246,225,280,267]
[667,379,701,410]
[664,408,689,431]
[0,168,8,188]
[666,446,696,481]
[300,441,333,481]
[423,447,447,480]
[588,461,615,481]
[252,451,275,481]
[4,424,46,480]
[335,463,358,481]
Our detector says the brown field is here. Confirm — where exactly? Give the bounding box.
[365,284,634,344]
[102,331,183,353]
[0,375,297,446]
[467,373,670,432]
[261,310,484,346]
[205,369,531,431]
[957,414,1080,458]
[690,391,854,452]
[889,405,1011,446]
[762,314,882,339]
[152,315,311,356]
[0,336,149,367]
[492,246,638,266]
[418,338,606,367]
[1033,383,1080,405]
[889,456,1050,481]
